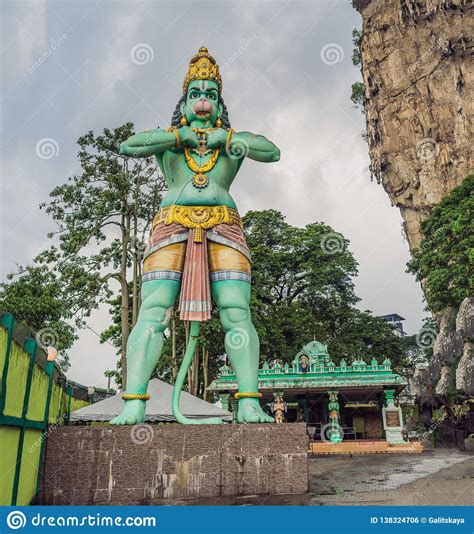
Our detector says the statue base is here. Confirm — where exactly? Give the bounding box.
[40,423,308,504]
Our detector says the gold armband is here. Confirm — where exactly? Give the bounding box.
[225,128,235,151]
[122,393,150,401]
[166,127,181,150]
[234,391,262,399]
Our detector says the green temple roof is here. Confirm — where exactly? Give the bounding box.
[207,341,406,393]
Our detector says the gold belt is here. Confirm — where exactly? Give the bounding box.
[153,205,242,243]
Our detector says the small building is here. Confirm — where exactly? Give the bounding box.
[379,313,406,336]
[208,341,409,447]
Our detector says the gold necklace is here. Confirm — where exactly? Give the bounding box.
[184,146,220,189]
[191,128,214,157]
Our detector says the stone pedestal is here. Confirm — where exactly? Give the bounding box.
[382,406,406,444]
[40,423,308,505]
[382,389,406,445]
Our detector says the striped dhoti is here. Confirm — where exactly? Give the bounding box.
[142,205,251,322]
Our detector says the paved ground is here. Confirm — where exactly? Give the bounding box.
[182,449,473,506]
[307,449,473,506]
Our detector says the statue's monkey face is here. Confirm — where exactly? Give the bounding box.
[181,80,223,126]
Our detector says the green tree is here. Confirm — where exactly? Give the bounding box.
[0,263,77,370]
[327,308,404,368]
[407,174,474,312]
[399,317,438,369]
[350,28,365,112]
[242,210,404,366]
[1,124,166,385]
[40,124,166,387]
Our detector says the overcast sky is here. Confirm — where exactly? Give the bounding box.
[1,0,428,389]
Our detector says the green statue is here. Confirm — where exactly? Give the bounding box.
[110,47,280,425]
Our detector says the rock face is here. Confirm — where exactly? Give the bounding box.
[353,0,473,249]
[40,424,309,504]
[455,298,474,394]
[408,299,473,398]
[354,0,473,397]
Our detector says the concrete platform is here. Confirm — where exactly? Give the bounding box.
[40,423,309,505]
[309,439,423,455]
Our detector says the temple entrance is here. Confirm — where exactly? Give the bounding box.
[209,340,412,450]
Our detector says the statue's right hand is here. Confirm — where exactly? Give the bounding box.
[179,126,198,148]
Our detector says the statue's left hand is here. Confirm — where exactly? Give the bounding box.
[206,128,228,149]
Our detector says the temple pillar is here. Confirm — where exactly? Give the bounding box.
[230,396,239,423]
[382,389,406,444]
[327,390,343,443]
[219,393,230,412]
[300,398,308,423]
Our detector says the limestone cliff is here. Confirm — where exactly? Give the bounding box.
[353,0,472,248]
[412,298,473,397]
[353,0,473,397]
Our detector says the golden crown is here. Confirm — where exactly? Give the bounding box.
[182,46,222,94]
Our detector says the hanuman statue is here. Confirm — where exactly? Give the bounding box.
[111,47,280,425]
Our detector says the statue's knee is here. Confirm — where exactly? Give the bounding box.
[141,305,171,334]
[220,306,250,331]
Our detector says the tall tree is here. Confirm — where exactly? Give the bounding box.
[0,262,78,370]
[40,123,165,387]
[407,174,474,313]
[1,124,165,385]
[243,209,360,362]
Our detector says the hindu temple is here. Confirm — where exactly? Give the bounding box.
[208,341,420,453]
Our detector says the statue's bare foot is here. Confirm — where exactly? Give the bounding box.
[237,398,274,423]
[109,399,146,425]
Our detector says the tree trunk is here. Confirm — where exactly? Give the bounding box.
[192,346,200,397]
[171,309,177,381]
[119,168,130,389]
[184,321,190,391]
[202,345,209,401]
[131,178,140,327]
[137,257,142,310]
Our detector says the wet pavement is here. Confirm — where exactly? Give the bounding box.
[174,449,473,506]
[307,449,473,506]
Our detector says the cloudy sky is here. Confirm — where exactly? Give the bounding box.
[1,0,428,389]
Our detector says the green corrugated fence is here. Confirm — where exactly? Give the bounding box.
[0,312,91,505]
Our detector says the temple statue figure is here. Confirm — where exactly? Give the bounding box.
[270,393,287,424]
[111,47,280,425]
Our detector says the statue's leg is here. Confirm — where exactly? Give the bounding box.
[211,279,273,423]
[110,279,180,425]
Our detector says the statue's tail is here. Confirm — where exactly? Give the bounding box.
[171,321,223,424]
